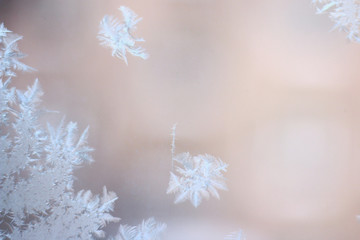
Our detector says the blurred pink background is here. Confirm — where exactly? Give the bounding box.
[1,0,360,239]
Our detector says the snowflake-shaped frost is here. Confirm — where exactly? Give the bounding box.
[167,125,228,207]
[313,0,360,42]
[98,6,148,64]
[167,152,228,207]
[112,218,166,240]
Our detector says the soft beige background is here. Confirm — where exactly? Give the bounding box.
[1,0,360,239]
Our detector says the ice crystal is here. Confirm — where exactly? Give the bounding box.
[98,6,148,64]
[0,23,34,77]
[167,125,228,207]
[0,23,11,40]
[0,24,119,240]
[224,230,245,240]
[0,78,14,125]
[313,0,360,42]
[111,218,167,240]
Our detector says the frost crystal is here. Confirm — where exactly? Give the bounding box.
[0,24,119,240]
[167,153,228,207]
[313,0,360,42]
[0,23,34,77]
[224,230,245,240]
[0,78,14,125]
[98,6,148,64]
[111,218,167,240]
[0,23,11,40]
[167,126,228,207]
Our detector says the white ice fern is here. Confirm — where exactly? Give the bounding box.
[0,24,119,240]
[0,23,34,77]
[98,6,148,64]
[111,218,166,240]
[313,0,360,42]
[167,125,228,208]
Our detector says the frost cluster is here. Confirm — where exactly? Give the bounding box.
[0,24,119,240]
[0,23,34,77]
[111,218,166,240]
[98,6,148,64]
[167,126,228,208]
[167,152,228,207]
[314,0,360,42]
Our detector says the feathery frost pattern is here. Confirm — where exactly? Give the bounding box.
[0,23,119,240]
[0,23,34,77]
[0,78,14,125]
[313,0,360,42]
[111,218,166,240]
[98,6,148,64]
[167,125,228,207]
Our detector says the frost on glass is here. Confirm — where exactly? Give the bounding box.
[111,218,167,240]
[313,0,360,42]
[0,24,120,240]
[98,6,148,64]
[0,23,34,77]
[167,125,228,208]
[224,230,246,240]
